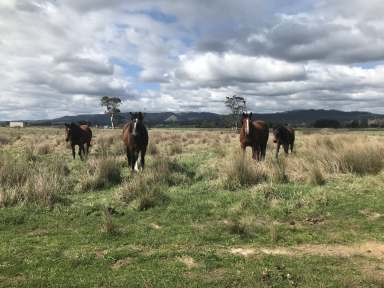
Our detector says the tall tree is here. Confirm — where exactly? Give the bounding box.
[225,95,247,131]
[100,96,122,129]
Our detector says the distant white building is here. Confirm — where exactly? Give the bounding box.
[9,121,25,128]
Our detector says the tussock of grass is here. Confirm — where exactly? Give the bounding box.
[119,156,190,210]
[36,143,52,155]
[0,135,10,146]
[0,155,71,207]
[147,141,159,156]
[102,207,119,235]
[78,158,122,191]
[120,172,169,211]
[168,143,182,155]
[223,154,267,190]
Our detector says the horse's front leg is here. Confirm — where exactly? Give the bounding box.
[251,146,257,160]
[71,144,76,159]
[140,148,146,170]
[79,144,84,161]
[126,147,132,168]
[275,143,280,159]
[133,151,140,172]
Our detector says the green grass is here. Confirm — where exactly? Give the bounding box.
[0,127,384,287]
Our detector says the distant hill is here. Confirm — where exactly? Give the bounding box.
[10,109,383,128]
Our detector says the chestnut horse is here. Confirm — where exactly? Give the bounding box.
[273,126,295,158]
[122,112,148,171]
[239,112,269,161]
[65,122,92,160]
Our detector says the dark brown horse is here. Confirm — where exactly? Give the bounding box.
[239,112,269,161]
[65,122,92,160]
[122,112,148,171]
[273,126,295,158]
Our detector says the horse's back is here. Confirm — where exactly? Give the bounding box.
[287,127,295,143]
[253,120,269,143]
[79,125,92,142]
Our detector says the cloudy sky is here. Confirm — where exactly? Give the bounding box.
[1,0,384,120]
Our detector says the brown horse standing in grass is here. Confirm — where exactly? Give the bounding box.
[240,112,269,161]
[65,122,92,160]
[273,126,295,158]
[122,112,148,171]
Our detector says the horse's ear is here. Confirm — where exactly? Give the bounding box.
[249,112,252,119]
[138,112,144,120]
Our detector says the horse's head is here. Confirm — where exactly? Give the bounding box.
[130,112,144,136]
[273,126,283,143]
[64,123,71,142]
[65,123,78,142]
[241,112,252,136]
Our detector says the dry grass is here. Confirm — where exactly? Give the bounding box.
[0,154,71,207]
[223,153,268,190]
[78,158,122,192]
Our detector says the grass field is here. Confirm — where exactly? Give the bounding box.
[0,127,384,287]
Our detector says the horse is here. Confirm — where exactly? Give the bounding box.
[122,112,148,171]
[65,122,92,160]
[239,112,269,161]
[272,125,295,158]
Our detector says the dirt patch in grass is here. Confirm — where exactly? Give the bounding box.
[149,223,162,230]
[185,268,228,281]
[111,257,134,269]
[360,209,382,221]
[177,256,199,269]
[229,241,384,260]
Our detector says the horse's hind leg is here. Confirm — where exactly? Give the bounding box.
[275,143,280,159]
[261,143,267,161]
[283,144,289,156]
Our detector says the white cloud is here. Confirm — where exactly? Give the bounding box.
[0,0,384,120]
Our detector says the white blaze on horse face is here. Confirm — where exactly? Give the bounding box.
[133,119,137,135]
[245,118,250,135]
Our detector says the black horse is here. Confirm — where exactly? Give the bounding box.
[122,112,148,171]
[65,122,92,160]
[272,126,295,158]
